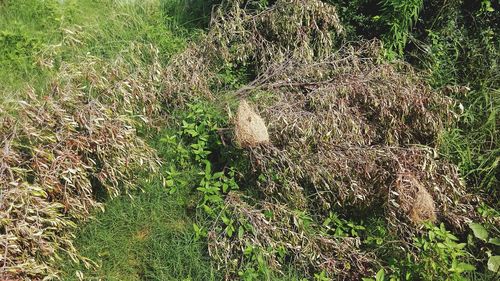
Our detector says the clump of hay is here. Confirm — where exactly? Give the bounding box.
[234,100,269,148]
[0,45,162,280]
[396,174,437,225]
[411,188,437,224]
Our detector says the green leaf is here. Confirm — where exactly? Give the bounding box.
[375,268,385,281]
[212,172,224,179]
[204,161,212,176]
[226,225,234,237]
[238,226,244,239]
[457,262,476,272]
[488,256,500,272]
[193,223,200,232]
[469,222,489,241]
[488,237,500,246]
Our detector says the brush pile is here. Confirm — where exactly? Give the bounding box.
[164,0,343,104]
[164,0,480,279]
[0,45,161,279]
[247,42,475,232]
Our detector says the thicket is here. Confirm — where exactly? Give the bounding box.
[328,0,499,200]
[158,0,499,279]
[0,0,498,280]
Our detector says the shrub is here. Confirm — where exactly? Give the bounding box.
[0,44,164,279]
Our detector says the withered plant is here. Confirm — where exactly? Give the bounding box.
[162,1,482,279]
[0,44,162,280]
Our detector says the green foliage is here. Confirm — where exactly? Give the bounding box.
[0,0,63,90]
[467,207,500,276]
[420,2,499,197]
[161,102,232,217]
[414,224,475,279]
[488,256,500,274]
[384,223,475,281]
[380,0,423,57]
[469,222,489,242]
[161,0,220,28]
[0,31,41,72]
[322,212,365,238]
[325,0,381,40]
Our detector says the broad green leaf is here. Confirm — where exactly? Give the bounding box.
[457,262,476,272]
[469,222,489,241]
[488,256,500,272]
[488,237,500,246]
[375,268,385,281]
[221,215,230,225]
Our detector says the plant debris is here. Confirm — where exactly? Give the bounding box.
[162,0,482,278]
[0,45,161,279]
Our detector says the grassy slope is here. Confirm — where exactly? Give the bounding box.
[1,1,496,280]
[0,0,186,97]
[0,0,220,280]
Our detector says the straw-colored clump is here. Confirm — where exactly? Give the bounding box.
[396,174,438,225]
[409,186,437,224]
[410,187,437,224]
[235,100,269,148]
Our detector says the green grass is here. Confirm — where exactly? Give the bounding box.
[0,0,190,97]
[59,171,220,281]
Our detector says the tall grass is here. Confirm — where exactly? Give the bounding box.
[0,0,188,95]
[161,0,219,28]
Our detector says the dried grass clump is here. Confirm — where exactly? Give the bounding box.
[234,100,269,148]
[0,46,160,280]
[399,175,437,224]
